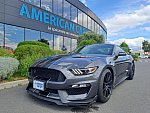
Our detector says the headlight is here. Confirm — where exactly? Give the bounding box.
[70,67,98,75]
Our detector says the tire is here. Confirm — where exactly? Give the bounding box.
[97,69,113,103]
[127,63,135,80]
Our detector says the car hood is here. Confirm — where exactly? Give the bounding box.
[31,54,108,69]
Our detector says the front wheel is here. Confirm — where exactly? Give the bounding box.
[97,69,113,103]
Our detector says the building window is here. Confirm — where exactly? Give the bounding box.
[5,25,24,50]
[41,0,53,12]
[54,35,63,51]
[41,32,53,49]
[88,16,92,30]
[91,19,95,32]
[0,23,4,47]
[78,9,83,26]
[83,13,88,28]
[25,0,40,7]
[53,0,63,16]
[25,29,40,41]
[71,38,77,51]
[95,22,97,33]
[64,37,71,52]
[63,0,71,20]
[71,5,77,23]
[97,25,100,34]
[100,26,103,35]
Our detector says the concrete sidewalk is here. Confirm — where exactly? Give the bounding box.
[0,79,28,90]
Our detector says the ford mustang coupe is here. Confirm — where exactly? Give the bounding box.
[26,44,135,106]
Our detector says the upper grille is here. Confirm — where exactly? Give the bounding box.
[29,67,66,82]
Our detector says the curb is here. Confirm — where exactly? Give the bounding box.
[0,79,28,90]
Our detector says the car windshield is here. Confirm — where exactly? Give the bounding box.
[74,44,114,55]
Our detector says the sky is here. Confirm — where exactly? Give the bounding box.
[79,0,150,50]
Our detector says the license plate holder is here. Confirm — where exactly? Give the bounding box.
[33,80,45,91]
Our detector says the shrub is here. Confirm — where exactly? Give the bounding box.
[78,39,97,48]
[19,54,44,76]
[0,48,13,57]
[0,57,19,80]
[14,45,52,60]
[17,41,49,48]
[131,54,139,61]
[52,50,65,55]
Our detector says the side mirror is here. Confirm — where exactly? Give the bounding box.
[118,52,126,56]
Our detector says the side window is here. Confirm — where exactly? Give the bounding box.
[115,46,125,54]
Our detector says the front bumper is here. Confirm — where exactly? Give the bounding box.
[26,67,100,106]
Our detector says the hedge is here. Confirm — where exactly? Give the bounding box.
[0,48,13,57]
[19,54,44,76]
[0,57,19,80]
[14,45,52,60]
[17,41,49,48]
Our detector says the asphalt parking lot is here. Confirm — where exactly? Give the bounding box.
[0,59,150,113]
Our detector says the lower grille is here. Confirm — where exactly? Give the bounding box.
[29,67,66,82]
[66,86,91,95]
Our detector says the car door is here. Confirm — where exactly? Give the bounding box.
[113,46,130,84]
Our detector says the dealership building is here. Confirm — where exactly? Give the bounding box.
[0,0,107,52]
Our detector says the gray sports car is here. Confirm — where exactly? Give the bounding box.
[26,44,135,106]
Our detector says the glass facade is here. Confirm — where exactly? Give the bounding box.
[54,35,63,50]
[53,0,63,16]
[78,9,83,26]
[0,23,4,47]
[91,19,95,32]
[88,16,92,30]
[41,32,53,49]
[25,0,40,7]
[64,37,71,52]
[71,38,77,51]
[63,0,71,20]
[71,5,78,23]
[83,12,88,28]
[5,25,24,49]
[0,0,107,51]
[25,29,40,41]
[41,0,53,12]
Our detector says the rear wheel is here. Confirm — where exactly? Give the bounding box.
[97,69,113,103]
[127,63,135,80]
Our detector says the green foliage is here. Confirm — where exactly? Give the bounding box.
[131,54,138,61]
[142,40,150,52]
[19,54,44,76]
[78,39,97,48]
[0,57,19,80]
[14,41,65,76]
[52,50,65,55]
[0,48,13,57]
[17,41,49,48]
[14,45,52,60]
[15,41,65,76]
[120,42,130,53]
[78,32,104,45]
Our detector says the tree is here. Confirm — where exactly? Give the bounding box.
[142,40,150,52]
[120,42,130,53]
[78,32,105,45]
[78,40,97,48]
